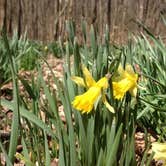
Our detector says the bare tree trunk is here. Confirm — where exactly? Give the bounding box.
[107,0,111,31]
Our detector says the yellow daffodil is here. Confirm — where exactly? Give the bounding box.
[152,142,166,165]
[71,65,114,114]
[112,64,138,100]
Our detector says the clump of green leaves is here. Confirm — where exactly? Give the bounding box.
[0,31,43,85]
[47,41,63,58]
[19,41,42,70]
[0,21,165,166]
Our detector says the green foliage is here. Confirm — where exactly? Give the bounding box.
[1,29,20,164]
[19,41,42,70]
[0,33,13,84]
[133,33,166,139]
[0,31,42,86]
[0,22,166,166]
[47,41,63,58]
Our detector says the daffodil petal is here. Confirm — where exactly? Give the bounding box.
[117,64,124,74]
[152,142,166,152]
[82,65,96,88]
[117,64,126,79]
[129,86,137,97]
[96,77,108,89]
[71,76,86,87]
[102,95,115,113]
[154,152,166,161]
[138,85,146,90]
[125,64,135,74]
[152,142,166,161]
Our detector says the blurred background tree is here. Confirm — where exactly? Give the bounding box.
[0,0,166,43]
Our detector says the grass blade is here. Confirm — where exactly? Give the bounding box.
[44,131,51,166]
[106,123,123,166]
[0,140,13,166]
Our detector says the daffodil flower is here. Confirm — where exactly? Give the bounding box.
[112,64,138,100]
[71,65,114,114]
[152,142,166,164]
